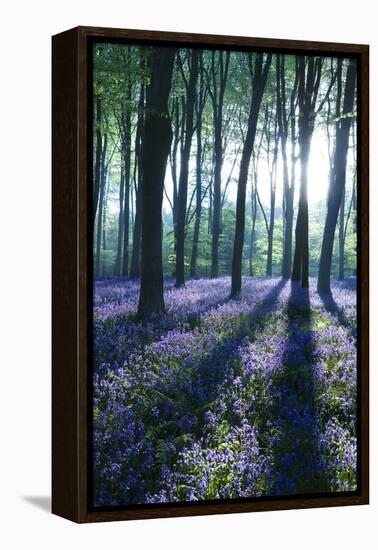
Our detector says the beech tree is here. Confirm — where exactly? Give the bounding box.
[92,45,357,306]
[137,47,177,319]
[113,165,124,275]
[190,52,207,278]
[175,50,199,287]
[93,95,103,230]
[129,58,146,279]
[230,53,272,298]
[121,95,132,276]
[317,59,357,294]
[95,131,108,276]
[276,54,299,278]
[291,57,323,288]
[265,107,279,277]
[207,51,230,278]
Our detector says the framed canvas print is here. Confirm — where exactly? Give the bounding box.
[52,26,369,522]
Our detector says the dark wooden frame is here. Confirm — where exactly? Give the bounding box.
[52,26,369,523]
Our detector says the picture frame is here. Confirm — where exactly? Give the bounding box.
[52,26,369,523]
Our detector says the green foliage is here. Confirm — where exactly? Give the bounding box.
[92,46,357,283]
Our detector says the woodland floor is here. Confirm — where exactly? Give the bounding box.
[92,276,357,506]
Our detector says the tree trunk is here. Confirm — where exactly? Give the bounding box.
[93,96,102,229]
[338,187,345,279]
[95,133,108,276]
[169,96,180,263]
[175,50,199,287]
[137,47,176,320]
[130,185,142,279]
[284,183,295,277]
[266,195,276,276]
[211,128,222,278]
[121,79,132,277]
[210,51,230,278]
[189,143,202,279]
[249,220,256,276]
[122,157,130,276]
[130,75,145,279]
[291,136,310,287]
[113,168,124,275]
[283,77,298,280]
[248,166,257,276]
[102,178,109,251]
[190,75,205,277]
[277,54,297,278]
[266,117,278,277]
[317,60,356,294]
[230,53,272,298]
[102,171,110,275]
[291,57,322,288]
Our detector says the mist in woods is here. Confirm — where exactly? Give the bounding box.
[92,44,358,507]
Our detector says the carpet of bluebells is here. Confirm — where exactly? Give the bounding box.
[92,276,357,506]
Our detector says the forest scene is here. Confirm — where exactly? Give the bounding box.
[91,42,358,507]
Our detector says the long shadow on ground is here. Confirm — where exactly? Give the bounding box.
[318,290,356,340]
[271,282,328,496]
[94,278,241,373]
[153,278,289,439]
[94,278,287,374]
[94,278,289,505]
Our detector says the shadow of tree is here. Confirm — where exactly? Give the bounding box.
[271,282,328,495]
[95,279,287,502]
[157,277,289,417]
[318,290,356,339]
[94,279,251,373]
[93,278,290,505]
